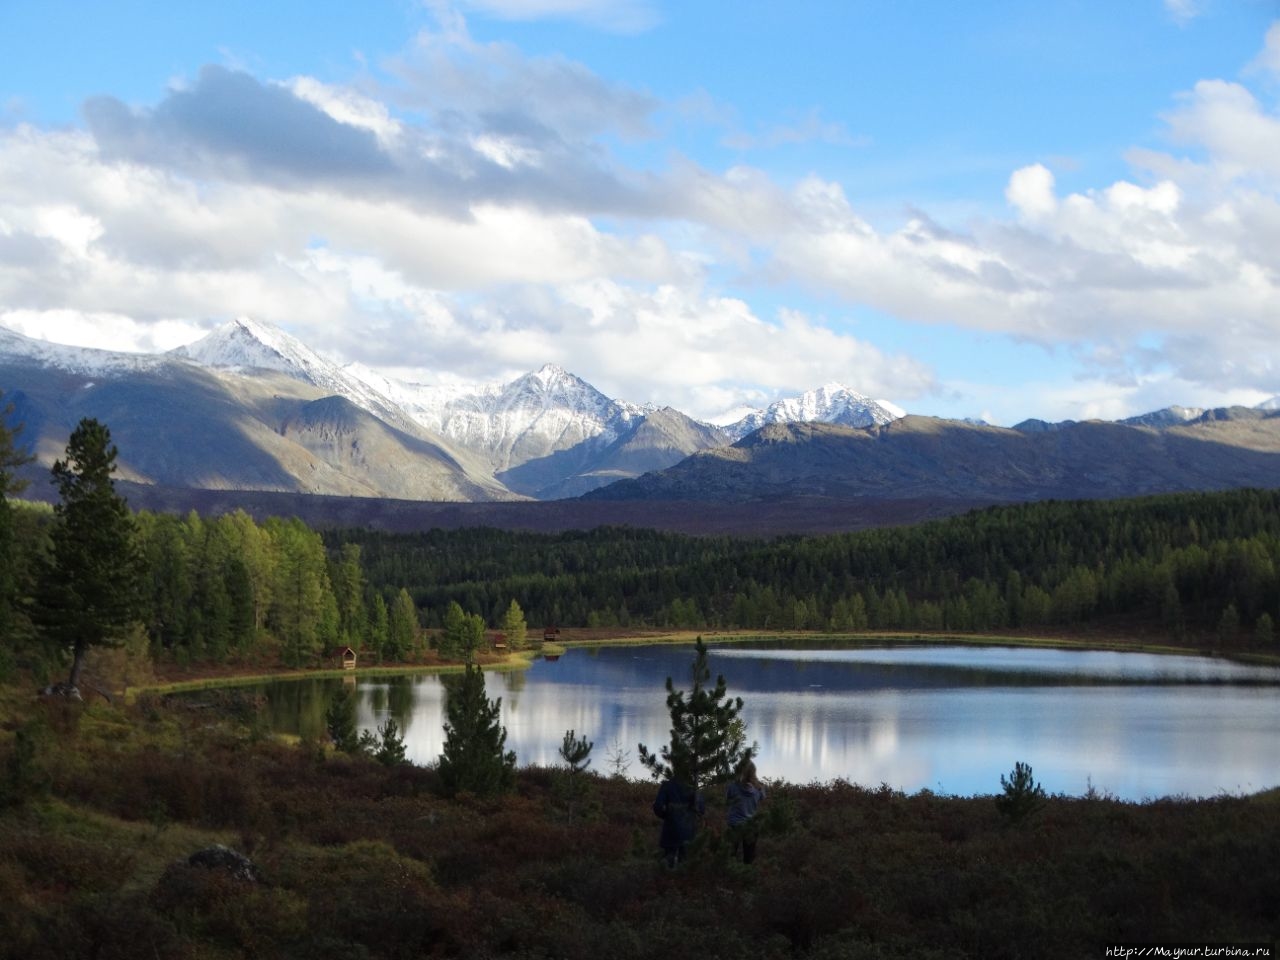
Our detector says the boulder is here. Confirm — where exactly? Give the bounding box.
[187,844,260,883]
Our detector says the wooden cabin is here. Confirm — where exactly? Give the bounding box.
[491,632,507,651]
[543,625,561,644]
[335,646,357,670]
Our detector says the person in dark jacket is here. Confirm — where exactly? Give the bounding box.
[653,777,704,867]
[725,759,766,864]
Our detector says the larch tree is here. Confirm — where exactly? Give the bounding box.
[500,598,527,650]
[387,588,417,661]
[638,636,751,795]
[34,419,142,691]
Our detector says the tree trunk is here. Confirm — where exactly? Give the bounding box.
[68,638,87,689]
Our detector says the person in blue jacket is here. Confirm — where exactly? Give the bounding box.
[725,759,766,864]
[653,776,704,867]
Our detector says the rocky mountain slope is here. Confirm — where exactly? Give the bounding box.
[1,329,511,502]
[585,413,1280,503]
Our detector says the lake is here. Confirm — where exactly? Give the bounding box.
[244,641,1280,800]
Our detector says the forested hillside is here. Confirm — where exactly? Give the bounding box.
[7,482,1279,681]
[331,488,1280,645]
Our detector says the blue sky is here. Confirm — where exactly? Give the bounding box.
[2,0,1279,424]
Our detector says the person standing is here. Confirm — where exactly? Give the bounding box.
[725,760,766,864]
[653,777,704,868]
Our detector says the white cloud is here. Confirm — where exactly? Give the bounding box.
[453,0,659,33]
[1163,0,1200,27]
[1250,22,1280,77]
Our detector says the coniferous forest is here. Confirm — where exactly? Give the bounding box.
[4,485,1280,682]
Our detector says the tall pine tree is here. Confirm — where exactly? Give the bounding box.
[437,664,515,796]
[638,636,751,795]
[34,419,141,690]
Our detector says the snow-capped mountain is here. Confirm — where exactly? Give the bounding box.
[346,361,651,479]
[1257,396,1280,411]
[1121,405,1206,428]
[171,317,411,429]
[723,383,903,442]
[0,324,167,378]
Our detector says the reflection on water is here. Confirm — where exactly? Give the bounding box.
[239,643,1280,800]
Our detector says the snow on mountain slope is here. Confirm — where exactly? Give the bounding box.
[1257,397,1280,411]
[1121,405,1206,428]
[0,324,168,377]
[724,383,902,441]
[170,317,411,428]
[346,362,648,473]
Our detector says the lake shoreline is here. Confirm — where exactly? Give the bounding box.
[132,628,1280,699]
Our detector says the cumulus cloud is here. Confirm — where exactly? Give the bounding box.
[85,66,396,186]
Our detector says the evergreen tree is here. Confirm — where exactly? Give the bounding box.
[440,600,484,662]
[387,588,416,661]
[34,419,142,689]
[325,684,360,752]
[374,717,408,766]
[368,592,390,662]
[437,664,516,796]
[1217,603,1240,644]
[501,598,528,650]
[0,398,33,648]
[558,729,594,824]
[638,636,750,796]
[332,542,367,648]
[1255,612,1274,646]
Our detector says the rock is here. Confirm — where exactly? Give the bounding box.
[38,682,82,701]
[187,845,260,883]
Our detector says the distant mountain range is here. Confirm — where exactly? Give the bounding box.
[5,317,1280,520]
[585,412,1280,504]
[1,318,898,503]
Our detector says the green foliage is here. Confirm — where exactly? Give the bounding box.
[439,600,484,662]
[373,717,407,767]
[638,636,751,795]
[0,719,50,808]
[437,664,516,797]
[559,728,593,773]
[1255,612,1274,645]
[501,598,528,650]
[325,488,1280,642]
[995,761,1047,823]
[557,729,595,824]
[34,418,142,687]
[325,684,360,753]
[387,588,417,661]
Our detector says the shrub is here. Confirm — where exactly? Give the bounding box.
[995,761,1047,823]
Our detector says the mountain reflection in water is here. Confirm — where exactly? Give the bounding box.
[239,642,1280,801]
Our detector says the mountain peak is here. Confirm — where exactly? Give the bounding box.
[724,382,902,441]
[172,317,323,375]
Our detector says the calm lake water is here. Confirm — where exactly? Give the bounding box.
[242,642,1280,800]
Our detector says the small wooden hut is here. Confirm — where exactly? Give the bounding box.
[335,646,357,670]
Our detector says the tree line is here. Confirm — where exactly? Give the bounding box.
[0,412,531,684]
[329,488,1280,644]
